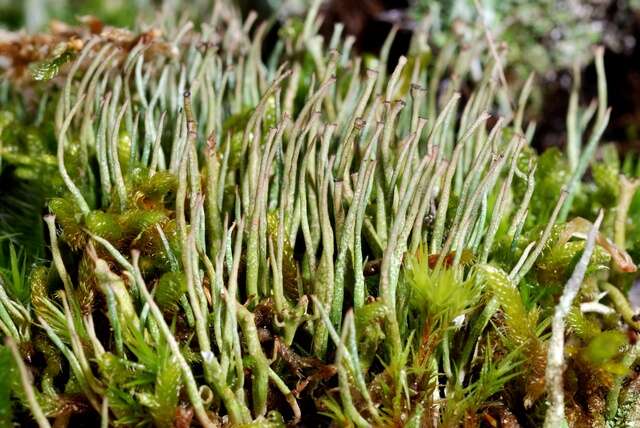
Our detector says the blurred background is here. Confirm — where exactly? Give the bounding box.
[2,0,640,153]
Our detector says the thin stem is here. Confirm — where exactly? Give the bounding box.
[6,337,52,428]
[57,95,90,214]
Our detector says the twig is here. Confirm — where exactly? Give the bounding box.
[544,210,603,427]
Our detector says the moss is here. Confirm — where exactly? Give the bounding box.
[155,271,187,313]
[0,3,637,427]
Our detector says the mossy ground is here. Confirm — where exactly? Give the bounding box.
[0,1,640,427]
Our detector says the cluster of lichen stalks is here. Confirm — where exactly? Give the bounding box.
[1,2,640,427]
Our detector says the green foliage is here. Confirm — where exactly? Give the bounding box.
[529,148,570,224]
[0,346,16,426]
[406,253,481,327]
[591,163,620,208]
[134,170,178,205]
[0,106,58,256]
[119,209,167,236]
[566,306,600,341]
[155,271,187,313]
[85,211,123,241]
[475,264,548,404]
[536,240,611,285]
[443,344,522,426]
[48,197,86,250]
[30,44,76,81]
[584,330,627,369]
[0,2,637,427]
[476,265,538,347]
[354,299,387,372]
[0,240,30,304]
[149,353,182,427]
